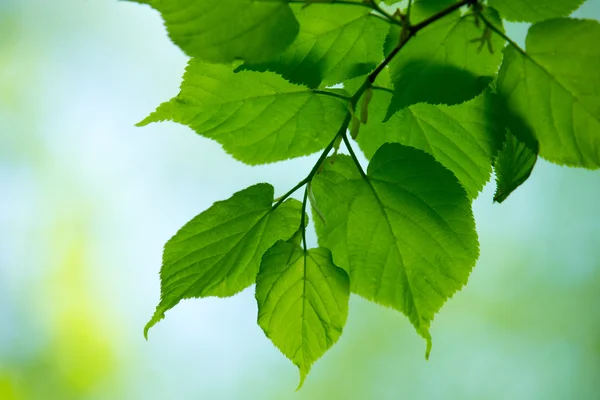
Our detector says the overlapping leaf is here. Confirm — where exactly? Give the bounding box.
[256,242,349,388]
[357,89,505,198]
[493,133,538,203]
[240,3,388,88]
[488,0,585,23]
[312,144,479,353]
[138,60,349,164]
[409,0,457,24]
[144,184,302,336]
[497,18,600,168]
[386,5,505,118]
[132,0,298,63]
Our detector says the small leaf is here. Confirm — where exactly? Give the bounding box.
[256,242,349,388]
[136,0,298,63]
[493,133,538,203]
[358,89,505,198]
[386,6,505,117]
[497,18,600,168]
[312,145,479,354]
[488,0,586,22]
[145,184,302,337]
[138,60,348,165]
[239,3,388,88]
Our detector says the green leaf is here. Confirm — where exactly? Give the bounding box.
[493,133,538,203]
[138,60,349,165]
[357,89,505,198]
[256,242,349,388]
[239,3,388,88]
[488,0,585,23]
[497,18,600,169]
[410,0,457,25]
[312,144,479,354]
[145,183,301,337]
[137,0,298,63]
[386,7,505,118]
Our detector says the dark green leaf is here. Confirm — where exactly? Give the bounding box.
[239,3,388,88]
[386,7,504,117]
[497,18,600,168]
[493,133,538,203]
[136,0,298,63]
[256,242,349,388]
[145,183,301,337]
[138,60,349,165]
[312,144,479,353]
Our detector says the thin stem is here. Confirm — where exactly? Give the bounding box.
[367,32,411,85]
[369,12,399,26]
[368,0,401,25]
[313,89,352,102]
[342,133,368,180]
[272,0,478,240]
[300,186,309,253]
[372,86,394,95]
[479,12,528,56]
[271,113,352,210]
[410,0,473,33]
[272,178,308,210]
[406,0,413,24]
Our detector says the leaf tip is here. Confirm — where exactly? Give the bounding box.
[420,329,433,360]
[425,336,432,360]
[144,307,166,340]
[295,370,308,391]
[135,114,155,128]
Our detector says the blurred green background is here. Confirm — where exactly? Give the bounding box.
[1,1,599,399]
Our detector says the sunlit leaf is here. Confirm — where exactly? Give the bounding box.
[256,242,349,388]
[497,18,600,168]
[312,144,479,354]
[138,60,349,165]
[358,89,504,198]
[145,183,301,336]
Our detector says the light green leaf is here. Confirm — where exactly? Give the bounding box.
[497,18,600,169]
[145,183,301,337]
[136,0,298,63]
[256,242,349,388]
[488,0,585,22]
[312,144,479,354]
[138,60,349,165]
[386,7,504,117]
[358,89,504,198]
[240,3,388,88]
[493,133,538,203]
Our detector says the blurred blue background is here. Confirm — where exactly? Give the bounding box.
[1,1,599,399]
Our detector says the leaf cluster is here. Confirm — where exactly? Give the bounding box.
[129,0,600,388]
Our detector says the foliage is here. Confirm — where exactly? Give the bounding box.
[128,0,599,388]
